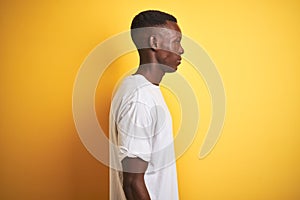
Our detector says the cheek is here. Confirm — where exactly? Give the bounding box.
[157,50,174,62]
[156,51,179,69]
[160,40,173,51]
[171,42,182,53]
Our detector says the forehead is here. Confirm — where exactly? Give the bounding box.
[165,20,181,32]
[162,21,182,37]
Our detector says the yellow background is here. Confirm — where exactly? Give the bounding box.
[1,0,300,199]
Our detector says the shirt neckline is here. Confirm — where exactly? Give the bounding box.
[131,74,160,88]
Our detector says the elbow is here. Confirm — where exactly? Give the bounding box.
[123,177,133,191]
[123,174,149,200]
[122,174,134,195]
[123,175,137,192]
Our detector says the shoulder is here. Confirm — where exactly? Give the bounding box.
[113,75,159,107]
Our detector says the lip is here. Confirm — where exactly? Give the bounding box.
[177,57,182,63]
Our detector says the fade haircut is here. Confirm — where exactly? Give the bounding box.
[130,10,177,49]
[131,10,177,29]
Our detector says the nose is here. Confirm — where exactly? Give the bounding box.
[179,44,184,55]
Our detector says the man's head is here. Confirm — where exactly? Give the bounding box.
[131,10,184,72]
[131,10,177,29]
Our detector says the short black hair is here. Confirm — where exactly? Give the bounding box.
[131,10,177,29]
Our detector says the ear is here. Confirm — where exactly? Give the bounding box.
[149,35,158,50]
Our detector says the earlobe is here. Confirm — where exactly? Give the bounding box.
[149,35,158,50]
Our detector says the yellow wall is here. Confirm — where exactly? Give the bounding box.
[1,0,300,199]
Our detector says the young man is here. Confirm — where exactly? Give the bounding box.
[109,10,184,200]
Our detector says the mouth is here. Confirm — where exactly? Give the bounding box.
[177,57,182,64]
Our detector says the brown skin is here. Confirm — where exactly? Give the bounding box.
[122,158,150,200]
[122,21,184,200]
[133,20,184,85]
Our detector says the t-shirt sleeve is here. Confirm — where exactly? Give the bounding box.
[117,101,154,162]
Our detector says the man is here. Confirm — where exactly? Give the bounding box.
[109,10,184,200]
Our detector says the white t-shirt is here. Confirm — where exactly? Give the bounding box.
[109,74,179,200]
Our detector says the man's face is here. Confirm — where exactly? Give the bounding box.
[155,21,184,72]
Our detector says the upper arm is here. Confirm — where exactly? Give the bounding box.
[117,102,154,162]
[122,157,149,174]
[122,157,150,200]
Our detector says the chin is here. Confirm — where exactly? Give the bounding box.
[165,67,177,73]
[161,63,179,73]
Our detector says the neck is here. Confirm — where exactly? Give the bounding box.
[133,63,165,86]
[133,52,166,85]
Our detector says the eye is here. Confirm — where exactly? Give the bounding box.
[176,38,182,43]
